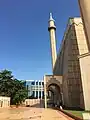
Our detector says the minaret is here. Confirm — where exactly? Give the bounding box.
[48,13,57,71]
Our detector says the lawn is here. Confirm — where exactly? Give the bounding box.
[64,110,90,119]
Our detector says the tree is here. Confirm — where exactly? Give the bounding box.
[12,89,27,105]
[11,80,28,105]
[0,69,14,97]
[0,69,28,105]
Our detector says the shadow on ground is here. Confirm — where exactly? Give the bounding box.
[30,103,44,108]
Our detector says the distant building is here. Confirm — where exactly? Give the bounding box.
[24,80,44,99]
[0,96,10,108]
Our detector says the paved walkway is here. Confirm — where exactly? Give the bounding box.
[0,107,75,120]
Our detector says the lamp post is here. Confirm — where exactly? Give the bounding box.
[44,75,47,108]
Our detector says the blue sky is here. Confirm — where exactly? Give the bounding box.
[0,0,80,80]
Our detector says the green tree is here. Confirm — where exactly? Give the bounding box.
[0,69,28,105]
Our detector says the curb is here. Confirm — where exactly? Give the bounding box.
[55,107,83,120]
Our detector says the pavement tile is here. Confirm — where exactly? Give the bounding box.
[0,107,75,120]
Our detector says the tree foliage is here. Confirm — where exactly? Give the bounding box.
[0,69,28,105]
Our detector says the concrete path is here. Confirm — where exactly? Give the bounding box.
[0,107,75,120]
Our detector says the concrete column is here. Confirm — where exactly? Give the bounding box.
[38,81,39,99]
[78,53,90,110]
[35,80,36,98]
[78,0,90,50]
[41,81,42,99]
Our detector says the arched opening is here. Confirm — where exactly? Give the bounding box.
[47,83,62,108]
[47,89,54,108]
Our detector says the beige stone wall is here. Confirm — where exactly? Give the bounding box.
[0,96,10,108]
[62,22,81,107]
[24,99,40,106]
[61,35,69,107]
[74,18,88,55]
[52,17,90,110]
[53,18,85,108]
[68,24,81,108]
[79,54,90,110]
[78,0,90,50]
[53,55,61,75]
[74,18,90,109]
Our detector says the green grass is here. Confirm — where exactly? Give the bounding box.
[64,110,90,119]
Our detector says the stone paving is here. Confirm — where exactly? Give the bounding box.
[0,107,75,120]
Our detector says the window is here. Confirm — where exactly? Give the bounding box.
[36,82,38,85]
[36,91,38,98]
[42,91,44,99]
[39,91,41,98]
[31,82,35,85]
[39,82,41,85]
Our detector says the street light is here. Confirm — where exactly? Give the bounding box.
[44,75,47,108]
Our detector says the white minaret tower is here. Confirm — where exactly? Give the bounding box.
[48,13,57,71]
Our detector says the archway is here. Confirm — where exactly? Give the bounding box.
[47,89,54,108]
[43,75,62,108]
[47,83,62,108]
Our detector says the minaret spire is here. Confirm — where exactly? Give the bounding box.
[49,13,55,22]
[49,13,53,21]
[48,13,57,72]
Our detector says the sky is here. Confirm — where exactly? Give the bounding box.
[0,0,80,80]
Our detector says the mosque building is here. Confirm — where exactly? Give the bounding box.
[44,13,90,110]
